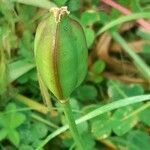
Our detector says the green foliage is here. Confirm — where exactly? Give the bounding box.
[0,0,150,149]
[19,122,48,146]
[76,85,98,101]
[80,11,99,48]
[0,103,26,146]
[81,132,95,150]
[52,0,68,6]
[31,122,49,139]
[66,0,81,12]
[112,105,139,136]
[8,59,35,83]
[83,27,95,48]
[107,81,144,100]
[89,60,105,83]
[127,131,150,150]
[20,145,34,150]
[91,60,105,74]
[139,107,150,126]
[130,0,142,12]
[81,11,100,26]
[81,81,148,141]
[137,30,150,40]
[91,112,112,139]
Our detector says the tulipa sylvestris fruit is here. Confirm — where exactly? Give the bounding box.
[34,7,88,102]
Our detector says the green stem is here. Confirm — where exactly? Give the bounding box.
[31,113,58,129]
[61,100,84,150]
[14,94,49,114]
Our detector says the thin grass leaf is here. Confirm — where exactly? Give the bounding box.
[36,94,150,150]
[111,32,150,80]
[8,60,35,83]
[97,12,150,35]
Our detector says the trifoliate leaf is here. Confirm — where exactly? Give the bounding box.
[7,130,20,146]
[91,113,112,139]
[81,11,100,26]
[139,106,150,126]
[84,27,95,48]
[112,106,139,136]
[127,130,150,150]
[0,129,7,141]
[77,85,98,101]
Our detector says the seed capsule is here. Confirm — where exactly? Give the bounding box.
[34,7,88,102]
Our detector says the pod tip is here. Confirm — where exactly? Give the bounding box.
[50,6,70,23]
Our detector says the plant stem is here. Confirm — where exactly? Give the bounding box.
[37,94,150,149]
[61,100,84,150]
[31,113,58,129]
[14,94,49,114]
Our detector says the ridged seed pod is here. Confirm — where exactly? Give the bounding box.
[34,7,88,102]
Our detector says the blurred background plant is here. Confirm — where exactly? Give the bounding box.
[0,0,150,150]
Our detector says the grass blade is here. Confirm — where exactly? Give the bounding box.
[111,32,150,80]
[36,94,150,149]
[97,12,150,35]
[8,60,35,83]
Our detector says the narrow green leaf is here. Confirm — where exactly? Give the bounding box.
[8,59,35,83]
[36,94,150,149]
[97,12,150,35]
[111,32,150,79]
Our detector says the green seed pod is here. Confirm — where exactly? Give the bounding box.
[34,7,88,102]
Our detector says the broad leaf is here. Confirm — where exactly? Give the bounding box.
[127,131,150,150]
[81,11,100,26]
[7,129,20,146]
[112,105,139,136]
[139,106,150,126]
[0,129,7,141]
[76,85,98,101]
[91,112,112,139]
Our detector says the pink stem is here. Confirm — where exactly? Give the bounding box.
[101,0,150,30]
